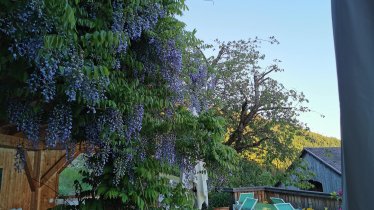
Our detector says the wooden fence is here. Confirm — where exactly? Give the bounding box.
[220,186,342,210]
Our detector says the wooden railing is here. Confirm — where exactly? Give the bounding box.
[220,186,342,210]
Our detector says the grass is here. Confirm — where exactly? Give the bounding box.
[59,155,91,196]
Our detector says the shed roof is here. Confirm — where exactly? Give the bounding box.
[302,147,342,175]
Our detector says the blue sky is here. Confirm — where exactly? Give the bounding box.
[179,0,340,139]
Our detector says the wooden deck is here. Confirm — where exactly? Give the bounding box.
[220,186,342,210]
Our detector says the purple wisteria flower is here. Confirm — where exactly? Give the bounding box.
[14,145,26,173]
[7,101,40,146]
[125,105,144,141]
[155,134,176,165]
[46,104,73,148]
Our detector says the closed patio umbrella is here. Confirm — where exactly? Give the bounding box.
[332,0,374,209]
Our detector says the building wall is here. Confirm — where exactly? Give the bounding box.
[39,149,66,210]
[280,153,342,193]
[0,148,32,210]
[0,147,65,210]
[303,153,342,193]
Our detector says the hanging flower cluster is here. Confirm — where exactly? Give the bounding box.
[7,101,40,146]
[189,62,208,114]
[125,3,165,40]
[140,38,184,104]
[125,105,144,141]
[46,104,73,147]
[155,134,177,165]
[14,145,26,173]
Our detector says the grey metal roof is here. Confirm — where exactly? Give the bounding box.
[302,147,342,175]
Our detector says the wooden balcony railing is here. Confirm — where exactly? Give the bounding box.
[220,186,342,210]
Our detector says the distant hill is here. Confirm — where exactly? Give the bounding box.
[276,131,341,169]
[269,131,341,169]
[244,130,341,169]
[293,131,341,152]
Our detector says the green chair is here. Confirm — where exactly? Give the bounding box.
[233,192,255,210]
[238,198,258,210]
[237,192,255,204]
[270,197,285,204]
[274,203,296,210]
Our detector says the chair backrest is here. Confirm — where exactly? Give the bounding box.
[238,192,254,203]
[270,197,285,204]
[274,203,295,210]
[239,198,258,210]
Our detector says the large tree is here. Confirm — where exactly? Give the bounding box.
[198,38,310,164]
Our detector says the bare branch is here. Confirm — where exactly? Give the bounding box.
[258,68,275,81]
[257,106,293,112]
[211,46,227,67]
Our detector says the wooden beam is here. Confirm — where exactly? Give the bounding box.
[0,134,65,150]
[0,123,12,129]
[57,150,82,174]
[0,124,18,135]
[40,150,81,186]
[31,150,42,210]
[13,131,26,137]
[0,134,39,150]
[40,154,66,186]
[0,134,34,149]
[0,120,8,126]
[24,150,36,192]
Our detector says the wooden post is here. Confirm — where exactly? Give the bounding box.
[24,151,36,192]
[229,189,235,210]
[31,150,42,210]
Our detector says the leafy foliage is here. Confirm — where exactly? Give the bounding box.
[208,157,276,190]
[174,36,323,195]
[278,158,316,190]
[207,131,339,194]
[184,38,305,163]
[0,0,237,209]
[207,191,232,210]
[59,156,90,196]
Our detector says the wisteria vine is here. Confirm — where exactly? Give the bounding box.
[0,1,231,207]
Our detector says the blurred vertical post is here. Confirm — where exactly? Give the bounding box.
[194,160,209,209]
[332,0,374,209]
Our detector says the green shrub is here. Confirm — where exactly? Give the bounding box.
[208,191,232,209]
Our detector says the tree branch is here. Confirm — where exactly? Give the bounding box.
[226,74,263,149]
[258,68,275,82]
[195,46,210,67]
[225,99,249,147]
[257,106,293,112]
[211,46,227,67]
[235,137,270,153]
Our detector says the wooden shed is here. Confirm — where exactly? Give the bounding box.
[0,129,81,210]
[279,147,342,193]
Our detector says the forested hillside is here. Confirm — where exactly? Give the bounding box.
[293,131,340,150]
[279,131,340,169]
[244,130,341,169]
